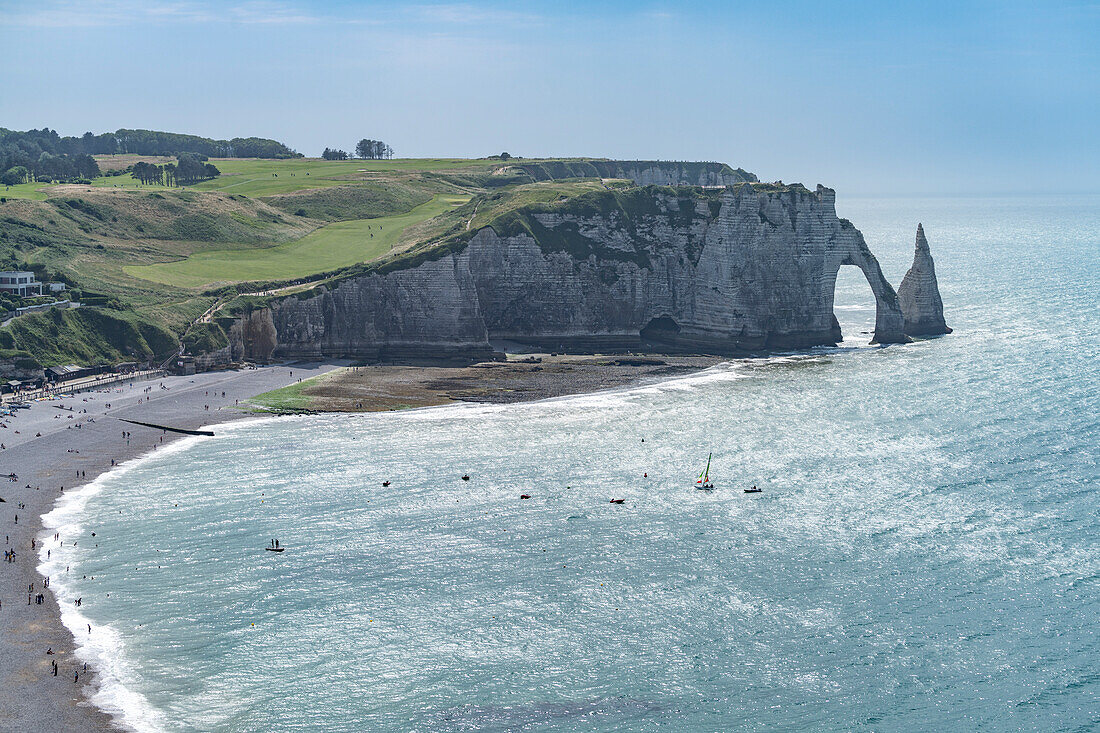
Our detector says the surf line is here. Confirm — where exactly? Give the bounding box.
[117,418,215,437]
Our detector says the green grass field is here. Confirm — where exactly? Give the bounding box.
[125,194,468,287]
[248,369,343,411]
[0,180,53,200]
[192,158,500,196]
[0,157,499,201]
[1,156,566,200]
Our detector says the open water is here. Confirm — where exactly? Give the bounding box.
[42,196,1099,731]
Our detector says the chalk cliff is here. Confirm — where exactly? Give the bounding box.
[226,183,913,363]
[513,160,757,187]
[897,223,951,336]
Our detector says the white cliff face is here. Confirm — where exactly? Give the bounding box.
[897,223,951,336]
[618,164,752,187]
[230,184,912,362]
[257,257,494,363]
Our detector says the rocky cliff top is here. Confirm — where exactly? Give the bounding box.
[510,160,758,186]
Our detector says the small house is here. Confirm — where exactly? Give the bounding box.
[0,272,43,297]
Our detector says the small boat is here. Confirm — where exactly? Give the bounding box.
[265,546,284,552]
[520,494,531,499]
[744,485,762,493]
[461,474,471,481]
[382,481,391,487]
[609,498,625,504]
[696,453,715,490]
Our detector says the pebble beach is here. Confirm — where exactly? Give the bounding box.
[0,362,343,731]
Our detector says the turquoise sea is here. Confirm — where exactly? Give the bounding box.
[42,196,1099,732]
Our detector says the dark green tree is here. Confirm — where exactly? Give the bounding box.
[1,166,28,185]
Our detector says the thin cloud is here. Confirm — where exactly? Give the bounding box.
[404,3,543,27]
[227,1,319,25]
[0,0,319,27]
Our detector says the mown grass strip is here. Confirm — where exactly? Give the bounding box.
[124,194,468,287]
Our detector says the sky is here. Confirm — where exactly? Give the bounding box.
[1,0,1098,194]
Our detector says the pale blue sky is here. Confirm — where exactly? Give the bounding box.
[2,0,1097,194]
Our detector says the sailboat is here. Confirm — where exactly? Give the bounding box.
[696,453,715,490]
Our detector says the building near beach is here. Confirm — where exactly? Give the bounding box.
[46,364,106,382]
[0,271,42,297]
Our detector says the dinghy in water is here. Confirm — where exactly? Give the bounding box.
[696,453,715,490]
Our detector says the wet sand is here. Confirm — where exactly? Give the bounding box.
[267,354,724,412]
[0,354,720,730]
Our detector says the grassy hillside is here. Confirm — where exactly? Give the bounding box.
[0,154,759,366]
[261,181,431,221]
[0,306,177,366]
[127,194,468,287]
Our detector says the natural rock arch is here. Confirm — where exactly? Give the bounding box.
[825,233,909,345]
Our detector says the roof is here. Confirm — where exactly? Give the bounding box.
[46,364,84,376]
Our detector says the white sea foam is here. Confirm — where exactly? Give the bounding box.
[28,195,1100,732]
[37,419,264,733]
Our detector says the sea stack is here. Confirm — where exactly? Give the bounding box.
[897,223,951,336]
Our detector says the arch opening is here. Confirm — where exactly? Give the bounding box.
[640,315,681,349]
[831,264,879,345]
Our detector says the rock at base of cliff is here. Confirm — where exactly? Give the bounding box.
[898,223,951,336]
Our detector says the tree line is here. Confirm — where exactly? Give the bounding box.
[322,139,394,160]
[1,127,300,186]
[131,155,220,185]
[110,130,300,158]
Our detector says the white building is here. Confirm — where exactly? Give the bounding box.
[0,272,43,297]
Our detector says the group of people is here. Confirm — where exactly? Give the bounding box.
[0,366,307,697]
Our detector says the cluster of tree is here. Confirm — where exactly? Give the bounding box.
[112,130,300,158]
[0,127,298,182]
[1,128,102,184]
[355,139,393,159]
[322,139,395,160]
[131,154,220,186]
